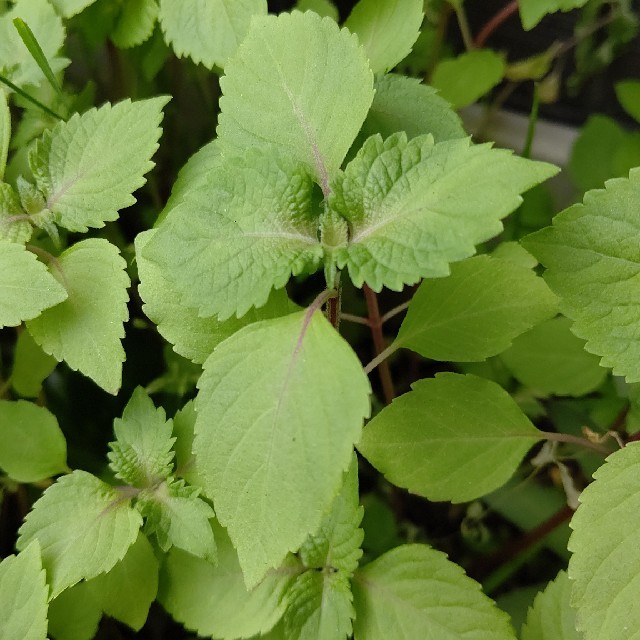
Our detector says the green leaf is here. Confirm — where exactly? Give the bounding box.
[0,0,66,88]
[501,316,607,396]
[395,255,558,362]
[358,373,543,502]
[26,238,130,394]
[352,544,516,639]
[30,97,168,232]
[111,0,158,49]
[49,0,98,18]
[344,0,423,74]
[217,11,374,191]
[159,0,267,69]
[108,387,175,487]
[0,541,48,640]
[0,89,8,179]
[295,0,338,20]
[138,479,216,562]
[357,74,465,146]
[172,400,205,488]
[519,0,589,31]
[47,582,102,640]
[136,229,298,363]
[158,520,293,639]
[329,134,557,291]
[568,443,640,639]
[17,469,142,598]
[0,399,67,482]
[10,329,57,397]
[194,309,370,587]
[0,240,67,328]
[144,148,323,320]
[0,183,32,244]
[616,80,640,123]
[431,50,506,109]
[87,532,158,631]
[523,168,640,382]
[284,571,354,640]
[521,571,580,640]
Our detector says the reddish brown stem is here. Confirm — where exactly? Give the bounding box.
[474,1,519,49]
[363,285,396,404]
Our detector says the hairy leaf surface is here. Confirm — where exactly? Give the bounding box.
[0,240,67,328]
[0,183,31,244]
[194,310,370,587]
[26,239,130,394]
[17,470,142,598]
[568,443,640,639]
[30,97,168,232]
[344,0,423,74]
[523,169,640,381]
[352,545,516,639]
[358,373,543,502]
[396,255,558,362]
[0,400,67,482]
[217,11,374,190]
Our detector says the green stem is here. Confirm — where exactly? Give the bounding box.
[0,73,64,120]
[454,3,475,51]
[522,82,540,159]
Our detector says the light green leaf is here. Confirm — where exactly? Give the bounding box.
[26,238,130,394]
[108,387,175,487]
[300,456,363,576]
[284,571,354,640]
[144,148,322,320]
[0,0,66,88]
[395,255,558,362]
[217,11,374,190]
[11,329,57,397]
[87,532,158,631]
[295,0,338,20]
[0,399,67,482]
[519,0,589,31]
[523,168,640,382]
[352,544,516,639]
[0,240,67,328]
[0,541,48,640]
[431,50,506,109]
[0,90,8,180]
[501,316,607,396]
[17,469,142,598]
[0,183,31,244]
[139,479,216,562]
[329,133,557,291]
[344,0,423,74]
[492,241,539,269]
[357,74,465,145]
[159,0,267,69]
[47,582,102,640]
[30,97,168,232]
[158,520,293,639]
[194,309,370,587]
[521,571,580,640]
[172,400,205,488]
[111,0,158,49]
[568,443,640,639]
[136,229,297,363]
[358,373,543,502]
[49,0,98,18]
[616,80,640,123]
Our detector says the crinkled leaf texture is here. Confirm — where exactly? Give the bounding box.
[568,443,640,639]
[0,400,67,482]
[194,309,370,587]
[523,168,640,381]
[358,373,543,502]
[158,520,293,639]
[521,571,580,640]
[0,541,48,640]
[0,240,67,328]
[352,544,516,639]
[26,238,130,394]
[328,133,558,291]
[344,0,423,74]
[396,255,558,362]
[30,97,168,232]
[144,148,323,321]
[159,0,267,68]
[17,470,142,598]
[217,10,374,191]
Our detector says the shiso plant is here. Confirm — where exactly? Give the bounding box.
[1,0,640,639]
